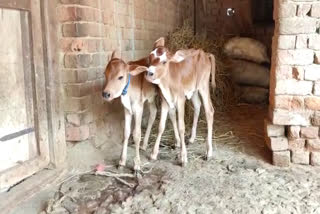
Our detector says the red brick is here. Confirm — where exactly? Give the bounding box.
[64,96,91,112]
[276,50,314,65]
[315,52,320,64]
[93,78,104,92]
[272,109,312,126]
[288,139,306,151]
[275,65,303,80]
[66,112,93,128]
[288,126,301,139]
[264,119,285,137]
[60,0,99,8]
[277,18,317,35]
[64,82,93,97]
[291,67,304,81]
[266,137,288,151]
[307,139,320,151]
[305,96,320,110]
[118,15,132,28]
[117,3,130,15]
[304,65,320,81]
[310,152,320,166]
[297,4,312,17]
[311,3,320,18]
[275,80,312,95]
[103,10,114,25]
[272,151,290,167]
[301,126,319,139]
[295,35,308,49]
[314,82,320,96]
[62,23,102,37]
[70,39,88,52]
[311,111,320,126]
[65,125,90,142]
[57,6,100,22]
[309,34,320,50]
[276,3,297,18]
[277,35,296,49]
[64,54,92,68]
[291,150,310,165]
[62,69,88,83]
[273,95,304,111]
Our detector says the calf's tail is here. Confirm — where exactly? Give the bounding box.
[208,53,216,92]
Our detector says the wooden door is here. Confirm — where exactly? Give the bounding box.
[221,0,253,36]
[0,0,50,191]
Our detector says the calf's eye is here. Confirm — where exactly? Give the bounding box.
[118,76,123,80]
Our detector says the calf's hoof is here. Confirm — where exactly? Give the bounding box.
[117,164,125,171]
[188,138,195,144]
[141,146,147,151]
[149,153,158,161]
[181,161,188,167]
[205,156,213,161]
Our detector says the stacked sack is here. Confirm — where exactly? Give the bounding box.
[223,37,270,104]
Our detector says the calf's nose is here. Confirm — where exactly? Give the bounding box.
[102,91,111,99]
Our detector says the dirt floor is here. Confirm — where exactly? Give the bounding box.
[21,105,320,214]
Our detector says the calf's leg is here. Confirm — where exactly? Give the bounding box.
[177,98,187,166]
[142,100,157,150]
[168,107,181,148]
[150,100,169,160]
[189,92,201,144]
[119,109,132,167]
[199,86,214,160]
[133,105,143,171]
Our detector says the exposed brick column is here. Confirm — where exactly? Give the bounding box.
[266,0,320,166]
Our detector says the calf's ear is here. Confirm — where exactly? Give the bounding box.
[111,50,121,59]
[153,37,165,48]
[128,65,148,76]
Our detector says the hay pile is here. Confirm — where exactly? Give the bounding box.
[165,21,236,124]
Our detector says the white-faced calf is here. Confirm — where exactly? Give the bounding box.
[135,38,216,166]
[102,51,180,171]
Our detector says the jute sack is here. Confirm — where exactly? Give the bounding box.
[224,37,270,64]
[230,60,270,88]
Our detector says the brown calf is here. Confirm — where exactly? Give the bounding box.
[102,51,180,171]
[135,38,216,166]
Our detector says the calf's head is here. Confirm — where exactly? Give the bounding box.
[145,37,170,84]
[102,51,147,101]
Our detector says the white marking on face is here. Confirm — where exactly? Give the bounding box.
[148,66,156,74]
[159,52,167,63]
[150,48,167,63]
[121,94,132,114]
[151,49,158,57]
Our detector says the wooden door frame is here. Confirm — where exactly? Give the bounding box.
[0,0,66,189]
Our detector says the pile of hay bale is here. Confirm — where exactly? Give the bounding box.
[223,37,270,104]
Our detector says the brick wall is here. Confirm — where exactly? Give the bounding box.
[265,0,320,166]
[57,0,193,147]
